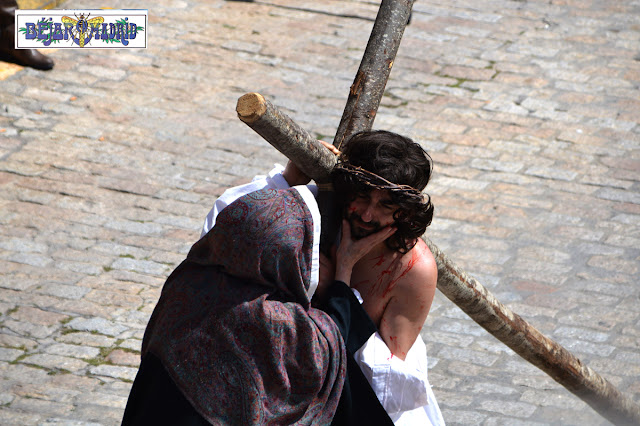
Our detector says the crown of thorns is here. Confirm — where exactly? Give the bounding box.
[333,161,427,203]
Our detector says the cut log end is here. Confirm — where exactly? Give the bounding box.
[236,92,267,124]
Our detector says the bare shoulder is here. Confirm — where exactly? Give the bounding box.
[395,239,437,295]
[380,239,438,346]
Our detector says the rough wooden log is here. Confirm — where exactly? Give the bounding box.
[236,92,340,254]
[323,0,414,258]
[235,92,640,425]
[424,239,640,426]
[332,0,415,149]
[236,92,337,183]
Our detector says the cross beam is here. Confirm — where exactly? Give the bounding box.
[232,0,640,423]
[331,0,414,149]
[236,92,640,426]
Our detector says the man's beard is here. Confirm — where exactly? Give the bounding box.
[345,210,384,239]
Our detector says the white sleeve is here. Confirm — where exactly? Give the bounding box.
[353,332,432,416]
[200,164,290,238]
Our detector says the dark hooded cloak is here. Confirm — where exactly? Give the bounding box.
[124,187,346,425]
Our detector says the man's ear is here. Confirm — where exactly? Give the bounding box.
[392,208,406,221]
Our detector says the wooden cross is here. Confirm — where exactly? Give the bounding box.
[233,1,640,424]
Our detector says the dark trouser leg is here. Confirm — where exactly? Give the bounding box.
[0,0,54,70]
[122,354,210,426]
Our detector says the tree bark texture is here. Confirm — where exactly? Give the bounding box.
[423,238,640,426]
[236,93,337,183]
[325,0,414,256]
[236,92,340,254]
[235,92,640,425]
[332,0,414,149]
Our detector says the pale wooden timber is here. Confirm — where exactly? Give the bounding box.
[325,0,414,260]
[424,239,640,426]
[234,1,640,421]
[236,93,337,183]
[236,92,339,253]
[333,0,415,149]
[235,92,640,425]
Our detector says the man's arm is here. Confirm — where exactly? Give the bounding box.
[378,243,438,361]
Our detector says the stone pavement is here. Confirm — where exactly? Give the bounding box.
[0,0,638,424]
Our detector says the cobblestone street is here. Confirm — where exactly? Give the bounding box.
[0,0,639,424]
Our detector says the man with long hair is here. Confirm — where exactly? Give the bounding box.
[200,130,444,425]
[327,130,442,425]
[330,130,436,359]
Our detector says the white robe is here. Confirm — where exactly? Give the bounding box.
[201,165,445,426]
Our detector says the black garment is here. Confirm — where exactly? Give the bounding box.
[0,0,55,70]
[322,281,394,426]
[123,280,393,426]
[121,353,209,426]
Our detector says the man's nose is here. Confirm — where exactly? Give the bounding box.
[360,205,374,222]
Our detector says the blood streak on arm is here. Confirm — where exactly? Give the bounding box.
[387,335,398,360]
[372,266,393,293]
[382,250,418,298]
[372,253,386,266]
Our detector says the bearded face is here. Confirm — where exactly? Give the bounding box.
[345,208,385,239]
[344,189,398,240]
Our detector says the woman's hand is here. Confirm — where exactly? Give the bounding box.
[335,220,396,285]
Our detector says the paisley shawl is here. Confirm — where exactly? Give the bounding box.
[142,187,346,425]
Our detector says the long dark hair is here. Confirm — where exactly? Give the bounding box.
[331,130,435,253]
